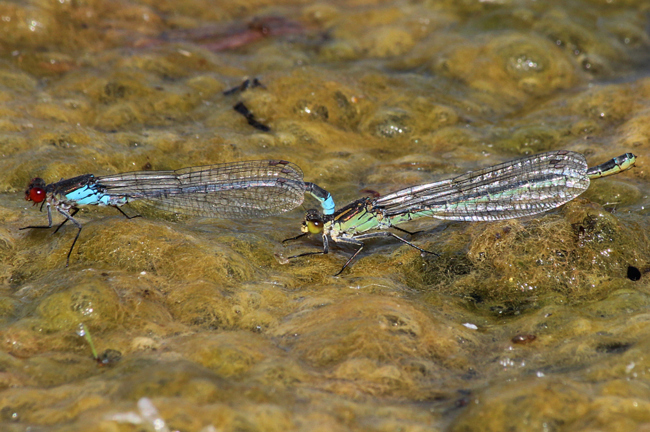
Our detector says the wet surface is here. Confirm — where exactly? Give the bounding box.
[0,0,649,430]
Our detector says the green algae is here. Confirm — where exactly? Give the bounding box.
[411,200,650,311]
[0,0,647,430]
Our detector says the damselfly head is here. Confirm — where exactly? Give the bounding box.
[301,209,324,234]
[25,177,47,204]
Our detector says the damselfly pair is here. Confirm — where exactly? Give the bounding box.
[22,151,636,273]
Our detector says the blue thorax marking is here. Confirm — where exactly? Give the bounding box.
[65,185,111,206]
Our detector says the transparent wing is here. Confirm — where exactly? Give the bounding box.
[375,150,590,221]
[96,160,307,219]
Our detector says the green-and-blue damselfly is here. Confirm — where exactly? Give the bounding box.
[285,150,637,275]
[23,159,335,266]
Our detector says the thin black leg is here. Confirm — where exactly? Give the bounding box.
[53,208,79,234]
[57,208,83,267]
[353,231,440,257]
[287,234,330,258]
[55,205,139,236]
[20,203,54,230]
[354,233,440,256]
[329,231,439,276]
[330,237,366,276]
[63,205,140,266]
[287,228,440,276]
[282,232,309,244]
[113,205,141,219]
[392,225,421,236]
[288,250,328,259]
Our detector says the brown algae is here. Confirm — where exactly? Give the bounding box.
[0,0,648,430]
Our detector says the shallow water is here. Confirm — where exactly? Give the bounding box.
[0,0,649,431]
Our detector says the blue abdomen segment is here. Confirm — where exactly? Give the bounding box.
[304,182,336,216]
[321,194,335,216]
[65,186,112,206]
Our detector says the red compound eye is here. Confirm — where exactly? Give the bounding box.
[28,187,46,203]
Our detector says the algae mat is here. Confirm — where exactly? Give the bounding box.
[0,0,649,431]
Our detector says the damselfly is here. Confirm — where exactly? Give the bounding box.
[285,151,637,275]
[22,159,335,266]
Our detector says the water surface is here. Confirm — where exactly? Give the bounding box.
[0,0,649,431]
